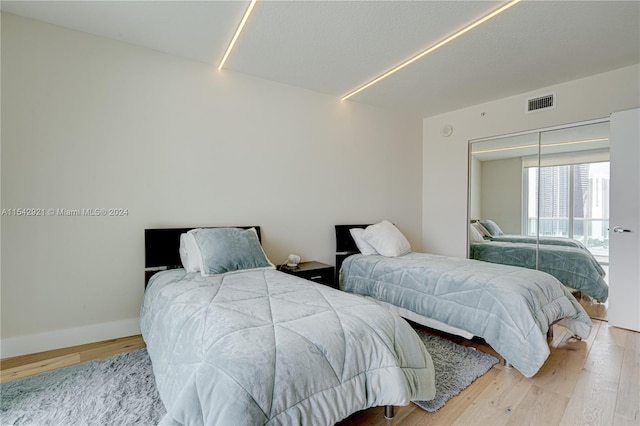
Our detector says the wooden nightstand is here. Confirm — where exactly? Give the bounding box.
[278,261,336,288]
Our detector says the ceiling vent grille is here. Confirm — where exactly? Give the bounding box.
[526,92,556,113]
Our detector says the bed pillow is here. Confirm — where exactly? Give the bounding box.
[179,232,201,273]
[469,224,485,243]
[472,222,492,238]
[349,228,379,255]
[191,227,274,276]
[361,220,411,257]
[479,219,504,236]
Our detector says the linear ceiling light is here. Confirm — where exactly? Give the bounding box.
[472,143,537,155]
[218,0,258,70]
[341,0,521,101]
[540,137,609,148]
[471,138,609,155]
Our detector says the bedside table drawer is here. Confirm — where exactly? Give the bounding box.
[295,269,334,286]
[278,261,336,288]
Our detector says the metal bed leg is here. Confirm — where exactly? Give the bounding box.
[504,359,512,369]
[384,405,394,419]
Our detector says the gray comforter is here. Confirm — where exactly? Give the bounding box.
[489,234,591,251]
[470,241,608,302]
[340,252,592,378]
[141,268,435,426]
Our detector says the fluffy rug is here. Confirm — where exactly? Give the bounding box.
[412,328,499,412]
[1,350,165,425]
[1,331,497,424]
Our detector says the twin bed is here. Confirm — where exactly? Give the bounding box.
[141,223,593,425]
[141,226,435,426]
[335,222,592,378]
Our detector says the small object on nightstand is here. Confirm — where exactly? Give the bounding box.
[278,261,336,288]
[286,254,301,267]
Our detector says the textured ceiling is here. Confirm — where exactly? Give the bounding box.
[2,1,639,117]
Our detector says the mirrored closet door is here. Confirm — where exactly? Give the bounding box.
[537,122,610,257]
[468,119,610,306]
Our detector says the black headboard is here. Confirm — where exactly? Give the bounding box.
[144,226,261,286]
[334,224,370,283]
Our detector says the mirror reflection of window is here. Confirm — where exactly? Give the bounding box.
[538,122,610,261]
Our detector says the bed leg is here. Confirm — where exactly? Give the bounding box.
[547,326,554,340]
[384,405,394,419]
[504,359,512,369]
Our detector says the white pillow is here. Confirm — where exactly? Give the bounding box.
[469,224,485,243]
[179,232,202,273]
[361,220,411,257]
[349,228,379,255]
[472,222,492,238]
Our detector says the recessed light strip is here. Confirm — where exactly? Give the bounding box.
[540,137,609,148]
[471,138,609,155]
[472,143,538,155]
[341,0,521,101]
[218,0,258,70]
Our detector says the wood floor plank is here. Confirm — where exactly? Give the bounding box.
[614,329,640,424]
[0,335,145,382]
[508,385,569,425]
[560,324,625,425]
[534,333,590,399]
[450,367,532,425]
[79,336,146,363]
[0,335,145,371]
[595,322,629,347]
[404,366,503,425]
[0,353,80,382]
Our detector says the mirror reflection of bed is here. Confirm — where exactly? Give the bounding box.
[468,120,611,320]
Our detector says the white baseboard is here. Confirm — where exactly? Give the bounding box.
[1,318,141,359]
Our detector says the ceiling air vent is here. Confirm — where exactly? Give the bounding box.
[526,92,556,113]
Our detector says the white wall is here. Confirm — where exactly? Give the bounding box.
[423,64,640,257]
[480,157,523,235]
[0,13,423,357]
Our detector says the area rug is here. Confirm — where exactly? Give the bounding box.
[412,328,499,412]
[1,331,497,424]
[1,349,166,425]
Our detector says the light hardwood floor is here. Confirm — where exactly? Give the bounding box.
[1,319,638,425]
[0,335,145,383]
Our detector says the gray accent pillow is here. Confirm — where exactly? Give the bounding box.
[479,220,504,236]
[191,227,274,276]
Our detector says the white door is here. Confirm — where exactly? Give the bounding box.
[608,108,640,332]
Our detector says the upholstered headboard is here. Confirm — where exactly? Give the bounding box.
[144,226,261,286]
[334,224,370,283]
